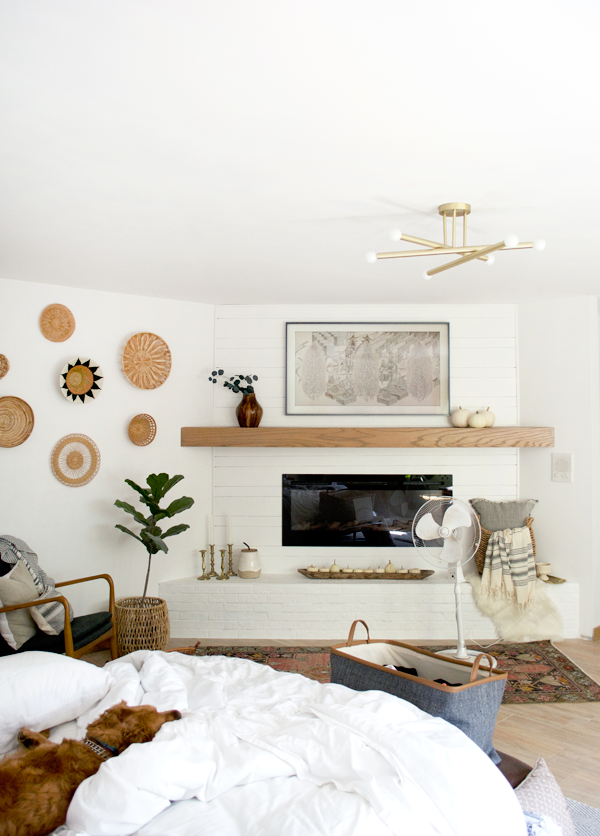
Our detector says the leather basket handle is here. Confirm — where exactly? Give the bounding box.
[347,620,370,646]
[470,653,495,681]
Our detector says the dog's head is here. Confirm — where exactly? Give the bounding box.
[86,701,181,753]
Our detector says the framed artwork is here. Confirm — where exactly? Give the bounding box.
[286,322,450,416]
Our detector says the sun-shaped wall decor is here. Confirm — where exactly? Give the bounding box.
[122,333,171,389]
[50,433,100,487]
[60,358,104,403]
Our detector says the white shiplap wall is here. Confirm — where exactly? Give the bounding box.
[213,305,518,574]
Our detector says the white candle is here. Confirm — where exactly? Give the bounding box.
[227,514,232,544]
[208,514,214,545]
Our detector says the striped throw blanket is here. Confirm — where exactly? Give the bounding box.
[480,526,537,609]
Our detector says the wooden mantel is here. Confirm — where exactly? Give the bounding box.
[181,426,554,448]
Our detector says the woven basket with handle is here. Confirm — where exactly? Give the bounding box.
[115,596,170,656]
[474,516,536,574]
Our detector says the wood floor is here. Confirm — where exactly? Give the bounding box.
[84,636,600,808]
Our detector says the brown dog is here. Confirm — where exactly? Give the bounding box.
[0,701,182,836]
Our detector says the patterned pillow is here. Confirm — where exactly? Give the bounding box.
[18,554,74,636]
[515,758,576,836]
[469,498,538,532]
[0,561,39,649]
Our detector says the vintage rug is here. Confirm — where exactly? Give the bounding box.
[183,641,600,704]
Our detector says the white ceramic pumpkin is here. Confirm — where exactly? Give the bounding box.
[450,406,471,427]
[477,407,496,427]
[468,412,487,429]
[329,561,341,573]
[384,560,396,573]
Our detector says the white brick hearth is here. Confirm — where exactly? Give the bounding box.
[160,574,579,641]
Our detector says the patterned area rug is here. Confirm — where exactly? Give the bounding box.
[185,641,600,704]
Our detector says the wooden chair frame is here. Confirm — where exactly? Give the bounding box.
[0,573,117,660]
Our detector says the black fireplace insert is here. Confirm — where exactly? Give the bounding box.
[282,474,452,547]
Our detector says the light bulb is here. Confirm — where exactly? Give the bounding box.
[486,255,495,266]
[504,234,519,249]
[422,270,432,281]
[533,239,546,251]
[365,251,377,264]
[389,228,402,242]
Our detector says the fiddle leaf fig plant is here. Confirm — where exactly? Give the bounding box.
[115,473,194,600]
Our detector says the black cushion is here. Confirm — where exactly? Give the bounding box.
[0,612,113,656]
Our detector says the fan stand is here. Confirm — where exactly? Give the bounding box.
[435,574,498,669]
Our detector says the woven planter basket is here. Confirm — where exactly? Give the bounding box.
[115,596,170,656]
[474,516,536,574]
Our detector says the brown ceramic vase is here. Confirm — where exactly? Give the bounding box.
[236,393,263,428]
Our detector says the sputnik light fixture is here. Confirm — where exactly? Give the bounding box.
[366,202,545,279]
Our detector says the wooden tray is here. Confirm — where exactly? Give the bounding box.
[541,575,566,584]
[298,568,434,581]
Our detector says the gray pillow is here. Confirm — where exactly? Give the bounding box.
[469,498,537,532]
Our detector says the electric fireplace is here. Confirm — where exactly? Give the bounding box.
[282,474,452,547]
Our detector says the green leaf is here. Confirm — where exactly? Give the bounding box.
[114,500,149,526]
[124,479,151,501]
[115,524,146,545]
[163,495,195,517]
[162,523,190,538]
[144,532,169,554]
[160,474,185,499]
[146,473,169,500]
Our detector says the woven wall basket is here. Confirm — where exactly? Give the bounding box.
[115,596,170,656]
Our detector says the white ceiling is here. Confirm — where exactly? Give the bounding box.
[1,0,599,305]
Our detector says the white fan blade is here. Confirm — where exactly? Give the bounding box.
[415,513,441,541]
[440,535,463,564]
[442,503,472,532]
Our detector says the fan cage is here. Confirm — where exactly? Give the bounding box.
[412,498,481,568]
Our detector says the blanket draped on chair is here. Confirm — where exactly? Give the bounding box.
[480,526,537,609]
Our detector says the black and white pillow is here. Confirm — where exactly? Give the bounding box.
[17,555,74,636]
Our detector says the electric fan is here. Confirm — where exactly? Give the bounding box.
[412,497,488,664]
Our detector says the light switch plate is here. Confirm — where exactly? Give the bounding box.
[552,453,573,483]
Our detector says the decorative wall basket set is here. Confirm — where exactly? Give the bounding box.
[0,303,172,488]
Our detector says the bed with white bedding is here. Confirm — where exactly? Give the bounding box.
[13,649,526,836]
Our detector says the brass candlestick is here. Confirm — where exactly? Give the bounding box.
[207,545,217,578]
[226,543,237,577]
[197,549,209,581]
[216,549,229,580]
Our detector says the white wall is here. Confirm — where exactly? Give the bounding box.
[213,304,520,574]
[0,278,213,614]
[518,296,600,636]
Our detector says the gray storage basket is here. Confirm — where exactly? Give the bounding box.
[330,620,507,764]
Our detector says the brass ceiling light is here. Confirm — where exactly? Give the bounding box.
[366,202,546,279]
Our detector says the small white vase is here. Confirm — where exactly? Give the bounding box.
[238,548,261,578]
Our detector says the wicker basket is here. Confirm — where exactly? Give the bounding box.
[115,596,170,656]
[474,516,536,574]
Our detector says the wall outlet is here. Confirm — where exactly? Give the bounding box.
[552,453,573,483]
[447,567,457,581]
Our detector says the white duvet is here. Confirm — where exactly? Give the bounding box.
[53,650,525,836]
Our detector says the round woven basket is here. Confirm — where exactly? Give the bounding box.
[115,596,170,656]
